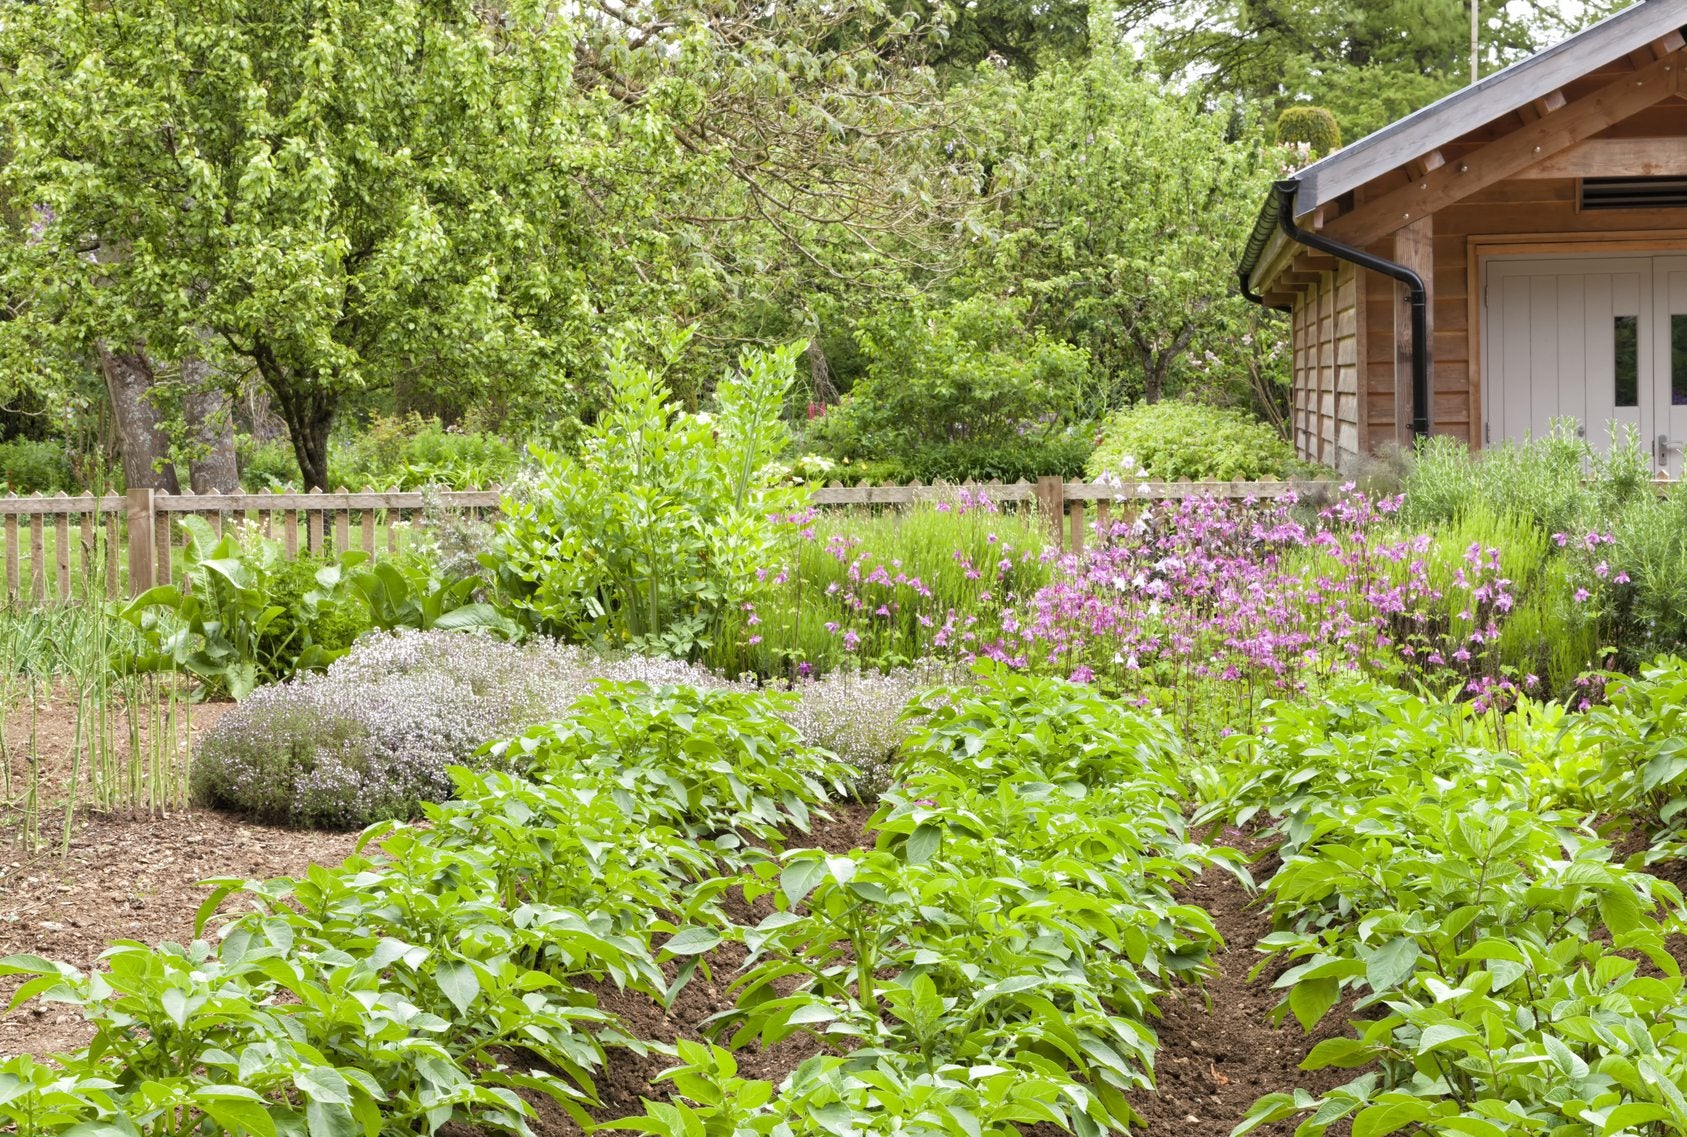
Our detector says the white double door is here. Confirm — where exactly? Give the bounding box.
[1484,254,1687,476]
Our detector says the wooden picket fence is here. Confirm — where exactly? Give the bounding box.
[810,475,1340,554]
[0,478,1338,603]
[0,488,500,602]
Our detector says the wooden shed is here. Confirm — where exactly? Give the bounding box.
[1239,0,1687,475]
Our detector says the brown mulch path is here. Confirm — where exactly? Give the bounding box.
[0,807,358,1057]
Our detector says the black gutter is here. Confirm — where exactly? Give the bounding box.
[1238,178,1430,441]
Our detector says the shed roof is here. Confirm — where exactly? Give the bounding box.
[1241,0,1687,288]
[1286,0,1687,219]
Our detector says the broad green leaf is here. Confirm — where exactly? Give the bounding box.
[1417,1022,1477,1055]
[662,928,721,956]
[1351,1099,1433,1137]
[905,823,941,865]
[1301,1037,1375,1070]
[780,857,825,906]
[294,1067,353,1106]
[434,961,480,1017]
[1366,937,1420,993]
[1288,976,1339,1032]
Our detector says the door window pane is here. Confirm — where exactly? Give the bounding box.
[1615,315,1638,407]
[1674,314,1687,406]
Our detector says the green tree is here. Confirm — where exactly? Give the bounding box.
[0,0,637,489]
[909,0,1092,74]
[975,41,1278,405]
[1,0,969,488]
[1124,0,1627,142]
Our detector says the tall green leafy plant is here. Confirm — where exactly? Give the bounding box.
[488,338,810,658]
[116,517,367,699]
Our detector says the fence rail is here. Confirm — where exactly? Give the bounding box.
[0,479,1342,603]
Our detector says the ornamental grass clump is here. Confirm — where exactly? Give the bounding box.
[192,629,747,827]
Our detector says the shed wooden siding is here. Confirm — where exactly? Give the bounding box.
[1289,262,1363,469]
[1358,170,1687,446]
[1256,17,1687,468]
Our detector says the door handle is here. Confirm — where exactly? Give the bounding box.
[1658,434,1679,465]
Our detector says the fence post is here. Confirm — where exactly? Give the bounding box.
[126,487,156,597]
[1035,476,1065,549]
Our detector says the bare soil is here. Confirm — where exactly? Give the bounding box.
[0,808,360,1057]
[0,689,357,1057]
[1129,834,1359,1136]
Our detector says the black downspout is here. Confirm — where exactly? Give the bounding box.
[1239,269,1290,312]
[1267,178,1431,441]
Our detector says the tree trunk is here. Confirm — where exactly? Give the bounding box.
[279,394,333,492]
[250,337,336,491]
[181,356,241,493]
[100,344,180,493]
[808,335,839,405]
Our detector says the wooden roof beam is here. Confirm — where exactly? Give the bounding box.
[1653,31,1686,60]
[1516,137,1687,179]
[1516,91,1564,123]
[1324,47,1684,247]
[1406,150,1446,179]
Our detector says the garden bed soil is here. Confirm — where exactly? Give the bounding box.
[538,800,880,1135]
[1129,853,1358,1136]
[0,806,357,1058]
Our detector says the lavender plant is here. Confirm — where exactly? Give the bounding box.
[773,662,967,791]
[192,628,950,827]
[191,629,749,827]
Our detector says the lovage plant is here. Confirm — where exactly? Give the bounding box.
[487,335,810,659]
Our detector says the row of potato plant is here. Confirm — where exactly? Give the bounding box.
[0,683,856,1136]
[1216,669,1687,1137]
[609,668,1235,1136]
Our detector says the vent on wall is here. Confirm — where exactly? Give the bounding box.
[1581,176,1687,210]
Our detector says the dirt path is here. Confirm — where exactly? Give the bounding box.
[0,807,357,1057]
[1129,853,1357,1136]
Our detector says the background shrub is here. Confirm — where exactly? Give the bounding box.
[0,438,75,493]
[1086,399,1298,482]
[777,664,966,791]
[238,417,520,491]
[237,435,301,491]
[811,296,1092,472]
[826,433,1093,485]
[330,414,519,490]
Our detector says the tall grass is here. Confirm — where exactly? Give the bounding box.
[704,494,1052,679]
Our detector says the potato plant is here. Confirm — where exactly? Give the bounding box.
[1228,677,1687,1137]
[615,671,1226,1136]
[0,680,858,1136]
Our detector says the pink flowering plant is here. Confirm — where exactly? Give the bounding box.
[706,487,1050,678]
[975,486,1538,733]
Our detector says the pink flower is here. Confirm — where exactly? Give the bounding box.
[1573,588,1590,603]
